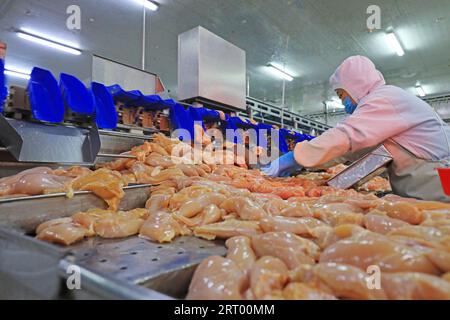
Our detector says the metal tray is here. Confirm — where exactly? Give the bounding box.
[327,145,393,190]
[0,184,226,299]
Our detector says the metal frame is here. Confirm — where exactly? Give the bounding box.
[238,97,332,135]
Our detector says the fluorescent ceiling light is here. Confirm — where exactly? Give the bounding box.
[135,0,159,11]
[17,30,82,55]
[5,69,31,80]
[415,85,426,97]
[385,31,405,56]
[267,63,294,82]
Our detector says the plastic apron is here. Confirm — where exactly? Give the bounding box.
[383,138,450,202]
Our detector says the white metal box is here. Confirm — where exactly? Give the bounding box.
[178,26,246,110]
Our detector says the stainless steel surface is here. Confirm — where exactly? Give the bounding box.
[178,26,247,111]
[0,227,66,299]
[97,153,137,159]
[98,129,153,158]
[0,171,225,299]
[58,259,172,300]
[99,128,155,140]
[92,55,156,95]
[0,184,151,233]
[71,236,226,298]
[327,145,393,190]
[0,116,101,164]
[0,226,173,300]
[0,128,153,177]
[141,5,146,71]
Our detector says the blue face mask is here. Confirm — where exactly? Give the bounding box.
[343,97,358,114]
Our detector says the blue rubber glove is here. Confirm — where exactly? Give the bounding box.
[261,151,303,177]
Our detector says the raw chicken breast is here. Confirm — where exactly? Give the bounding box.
[288,263,387,300]
[178,192,226,218]
[260,216,327,237]
[312,263,387,300]
[194,219,261,240]
[37,222,88,246]
[249,256,289,299]
[376,202,424,225]
[382,272,450,300]
[320,232,440,275]
[145,194,171,212]
[363,212,409,235]
[225,236,256,275]
[94,211,146,239]
[36,217,73,234]
[313,203,364,226]
[251,232,320,269]
[282,283,337,300]
[70,168,125,211]
[139,211,190,243]
[72,208,115,236]
[176,204,223,227]
[186,256,248,300]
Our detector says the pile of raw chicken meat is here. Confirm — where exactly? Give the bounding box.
[1,134,449,300]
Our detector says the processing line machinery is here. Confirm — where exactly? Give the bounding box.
[0,184,226,299]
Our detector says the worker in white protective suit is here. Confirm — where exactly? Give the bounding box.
[263,55,450,202]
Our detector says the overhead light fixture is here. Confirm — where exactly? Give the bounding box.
[267,63,294,82]
[385,31,405,56]
[415,85,426,97]
[5,68,31,80]
[16,30,82,55]
[136,0,159,11]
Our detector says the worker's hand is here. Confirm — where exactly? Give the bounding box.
[218,110,226,121]
[261,151,302,177]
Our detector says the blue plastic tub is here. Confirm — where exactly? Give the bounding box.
[138,94,170,110]
[0,59,6,113]
[91,82,118,129]
[27,67,65,123]
[169,103,195,141]
[60,73,94,115]
[108,85,142,105]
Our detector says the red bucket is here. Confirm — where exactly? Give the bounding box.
[437,168,450,196]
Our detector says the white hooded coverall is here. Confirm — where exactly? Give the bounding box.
[294,56,450,202]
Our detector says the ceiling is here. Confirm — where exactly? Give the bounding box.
[1,0,450,114]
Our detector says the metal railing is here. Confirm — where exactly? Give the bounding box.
[238,97,332,135]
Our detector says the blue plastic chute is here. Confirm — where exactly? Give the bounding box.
[138,94,170,110]
[28,67,65,123]
[169,103,195,141]
[277,128,291,154]
[108,84,173,111]
[0,59,6,113]
[60,73,94,115]
[255,122,273,149]
[108,84,141,105]
[225,117,255,144]
[91,82,117,129]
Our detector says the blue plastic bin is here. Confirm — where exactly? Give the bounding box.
[108,84,141,105]
[169,103,195,141]
[60,73,94,115]
[0,59,6,113]
[28,67,65,123]
[91,82,118,129]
